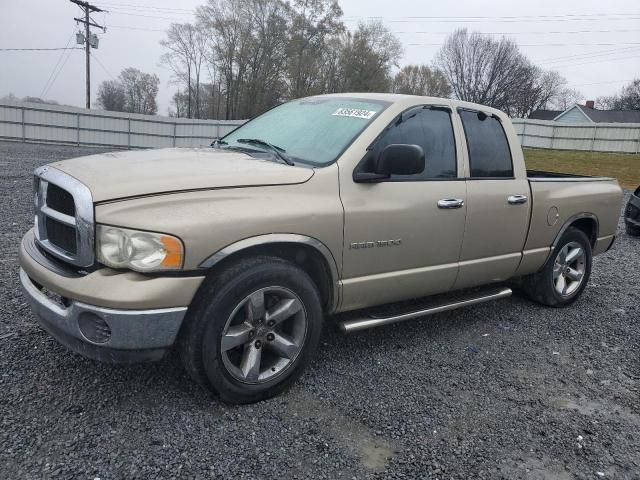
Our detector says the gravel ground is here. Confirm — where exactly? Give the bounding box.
[0,140,638,480]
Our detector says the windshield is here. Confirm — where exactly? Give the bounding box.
[221,97,389,166]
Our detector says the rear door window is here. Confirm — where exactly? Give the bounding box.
[459,110,513,178]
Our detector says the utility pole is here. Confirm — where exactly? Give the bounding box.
[70,0,105,109]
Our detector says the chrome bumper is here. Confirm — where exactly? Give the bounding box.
[20,268,187,362]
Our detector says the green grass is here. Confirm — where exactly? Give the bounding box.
[523,148,640,190]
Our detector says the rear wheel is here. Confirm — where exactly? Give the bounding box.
[178,256,324,404]
[521,227,592,307]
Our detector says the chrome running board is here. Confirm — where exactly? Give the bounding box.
[339,287,512,333]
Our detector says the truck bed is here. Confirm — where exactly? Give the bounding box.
[523,172,622,255]
[527,170,616,182]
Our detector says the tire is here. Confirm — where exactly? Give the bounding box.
[626,224,640,237]
[178,256,324,404]
[521,227,592,307]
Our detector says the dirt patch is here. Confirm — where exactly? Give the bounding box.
[287,391,397,471]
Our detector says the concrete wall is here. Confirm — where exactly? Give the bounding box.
[0,100,245,149]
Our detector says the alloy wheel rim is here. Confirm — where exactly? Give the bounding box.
[553,241,586,297]
[220,286,307,385]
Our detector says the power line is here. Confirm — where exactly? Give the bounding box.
[346,17,640,24]
[103,7,640,23]
[0,47,83,51]
[547,54,640,69]
[342,13,640,21]
[92,53,115,78]
[393,29,640,35]
[406,42,640,47]
[107,11,191,20]
[40,31,76,98]
[100,5,640,19]
[573,79,634,87]
[538,45,640,63]
[99,1,192,10]
[105,23,640,40]
[42,45,78,99]
[345,12,640,19]
[99,2,193,13]
[107,24,165,32]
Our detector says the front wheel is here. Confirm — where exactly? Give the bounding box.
[521,227,592,307]
[178,256,324,404]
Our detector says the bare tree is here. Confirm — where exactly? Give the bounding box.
[550,87,583,111]
[392,65,452,97]
[95,79,126,111]
[239,0,290,116]
[597,78,640,110]
[169,90,188,117]
[317,34,344,93]
[286,0,344,98]
[436,29,567,117]
[19,96,60,105]
[197,0,257,119]
[338,21,403,92]
[160,23,208,118]
[165,1,407,118]
[510,69,569,117]
[119,68,160,115]
[535,71,567,109]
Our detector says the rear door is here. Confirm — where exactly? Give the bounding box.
[454,109,531,289]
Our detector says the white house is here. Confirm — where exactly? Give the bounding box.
[529,101,640,124]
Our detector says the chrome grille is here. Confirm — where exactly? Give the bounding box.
[46,183,75,216]
[45,216,77,254]
[33,166,95,267]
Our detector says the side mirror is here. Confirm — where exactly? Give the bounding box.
[376,144,425,176]
[353,144,426,183]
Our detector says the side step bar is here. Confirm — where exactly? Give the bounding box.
[339,287,512,333]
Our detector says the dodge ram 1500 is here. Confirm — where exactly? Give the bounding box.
[19,93,623,403]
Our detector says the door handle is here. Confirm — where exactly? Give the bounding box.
[507,194,528,205]
[437,198,465,209]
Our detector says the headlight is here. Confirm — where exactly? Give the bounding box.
[96,225,184,272]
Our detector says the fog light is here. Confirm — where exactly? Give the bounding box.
[78,312,111,344]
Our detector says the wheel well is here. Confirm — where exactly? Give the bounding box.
[204,243,335,311]
[570,217,598,247]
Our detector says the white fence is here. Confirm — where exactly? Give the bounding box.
[0,101,245,149]
[2,101,639,154]
[512,118,640,154]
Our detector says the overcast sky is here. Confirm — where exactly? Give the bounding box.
[1,0,638,115]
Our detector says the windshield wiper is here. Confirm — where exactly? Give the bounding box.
[211,138,228,147]
[236,138,295,166]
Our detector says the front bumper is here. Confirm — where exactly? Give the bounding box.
[18,229,203,362]
[20,269,187,362]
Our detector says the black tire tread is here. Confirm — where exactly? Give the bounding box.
[177,256,323,404]
[521,227,592,308]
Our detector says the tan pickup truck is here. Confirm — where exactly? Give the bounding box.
[19,93,622,403]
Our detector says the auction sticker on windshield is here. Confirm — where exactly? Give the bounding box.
[332,108,377,119]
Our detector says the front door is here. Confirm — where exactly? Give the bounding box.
[339,106,467,311]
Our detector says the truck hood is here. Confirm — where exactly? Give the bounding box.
[50,148,315,202]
